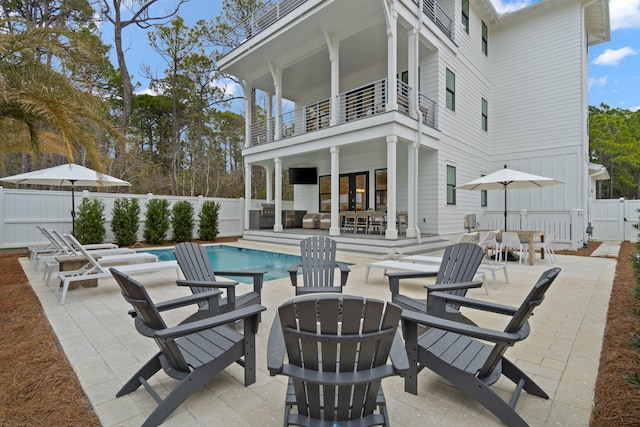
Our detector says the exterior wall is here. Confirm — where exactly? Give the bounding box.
[490,0,587,213]
[225,0,599,240]
[418,0,494,235]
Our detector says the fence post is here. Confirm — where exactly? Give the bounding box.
[0,187,5,249]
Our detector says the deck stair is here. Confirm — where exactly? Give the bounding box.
[241,229,451,259]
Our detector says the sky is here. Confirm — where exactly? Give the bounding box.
[102,0,640,111]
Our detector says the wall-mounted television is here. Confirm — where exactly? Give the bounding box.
[288,167,317,185]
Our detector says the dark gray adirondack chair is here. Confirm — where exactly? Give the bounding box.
[387,242,485,322]
[288,236,350,295]
[267,294,408,426]
[110,268,266,427]
[174,242,265,319]
[401,267,561,427]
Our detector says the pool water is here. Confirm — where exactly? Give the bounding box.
[141,245,303,283]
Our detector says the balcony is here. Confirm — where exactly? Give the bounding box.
[415,0,454,41]
[220,0,308,55]
[221,0,454,57]
[249,78,437,146]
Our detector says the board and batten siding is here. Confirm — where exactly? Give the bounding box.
[488,0,587,213]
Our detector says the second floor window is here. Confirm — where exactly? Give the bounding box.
[462,0,469,33]
[446,69,456,111]
[447,165,456,205]
[482,22,488,55]
[481,98,488,131]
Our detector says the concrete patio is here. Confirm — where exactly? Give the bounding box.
[21,241,616,426]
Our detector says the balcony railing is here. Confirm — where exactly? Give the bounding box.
[222,0,453,56]
[249,78,437,146]
[221,0,308,55]
[419,93,437,128]
[338,79,388,124]
[414,0,454,41]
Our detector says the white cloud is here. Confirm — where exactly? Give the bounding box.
[135,87,160,96]
[589,76,608,88]
[491,0,535,13]
[610,0,640,31]
[592,47,638,65]
[214,77,241,98]
[630,106,640,112]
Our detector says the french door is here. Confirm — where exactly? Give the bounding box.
[340,172,369,211]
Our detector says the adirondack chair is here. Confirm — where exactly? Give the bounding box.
[267,294,409,426]
[401,267,561,427]
[173,242,265,320]
[386,242,485,322]
[288,236,350,295]
[110,268,266,427]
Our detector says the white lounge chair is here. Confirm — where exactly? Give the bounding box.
[44,251,159,286]
[34,230,127,271]
[365,259,486,289]
[54,234,180,305]
[402,231,507,290]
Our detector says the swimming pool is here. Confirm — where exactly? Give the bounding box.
[141,245,303,283]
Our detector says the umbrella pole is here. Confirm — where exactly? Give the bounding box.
[504,185,508,231]
[71,181,76,235]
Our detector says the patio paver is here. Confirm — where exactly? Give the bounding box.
[20,240,616,426]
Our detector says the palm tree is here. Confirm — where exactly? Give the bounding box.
[0,21,123,170]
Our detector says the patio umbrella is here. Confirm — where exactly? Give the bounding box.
[0,163,131,234]
[456,165,564,231]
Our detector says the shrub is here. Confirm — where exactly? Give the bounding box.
[143,199,170,244]
[111,198,141,247]
[171,201,194,242]
[74,198,106,244]
[199,200,220,241]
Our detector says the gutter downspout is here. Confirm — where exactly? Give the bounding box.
[412,110,422,243]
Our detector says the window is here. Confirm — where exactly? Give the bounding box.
[319,175,331,212]
[480,175,487,207]
[481,98,488,131]
[462,0,469,34]
[446,69,455,111]
[482,22,488,55]
[375,169,387,211]
[447,165,456,205]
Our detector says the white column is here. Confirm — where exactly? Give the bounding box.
[324,30,340,126]
[243,81,252,148]
[383,5,398,112]
[274,157,283,232]
[406,144,419,238]
[330,146,341,236]
[385,135,398,239]
[408,28,418,118]
[244,163,252,230]
[268,61,282,140]
[265,165,273,203]
[266,92,273,142]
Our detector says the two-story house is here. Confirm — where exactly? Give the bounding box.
[217,0,609,251]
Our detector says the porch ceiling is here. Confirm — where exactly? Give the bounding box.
[220,0,411,101]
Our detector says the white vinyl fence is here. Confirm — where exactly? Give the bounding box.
[477,209,586,250]
[0,187,255,250]
[589,198,640,242]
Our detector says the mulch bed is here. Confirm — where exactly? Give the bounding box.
[590,241,640,426]
[0,238,638,425]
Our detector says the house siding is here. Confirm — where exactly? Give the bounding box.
[218,0,606,239]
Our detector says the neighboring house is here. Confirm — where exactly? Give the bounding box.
[217,0,610,243]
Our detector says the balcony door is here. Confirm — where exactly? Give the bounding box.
[340,172,368,211]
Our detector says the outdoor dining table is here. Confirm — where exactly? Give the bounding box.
[492,230,544,266]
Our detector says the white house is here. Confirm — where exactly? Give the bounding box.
[217,0,609,249]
